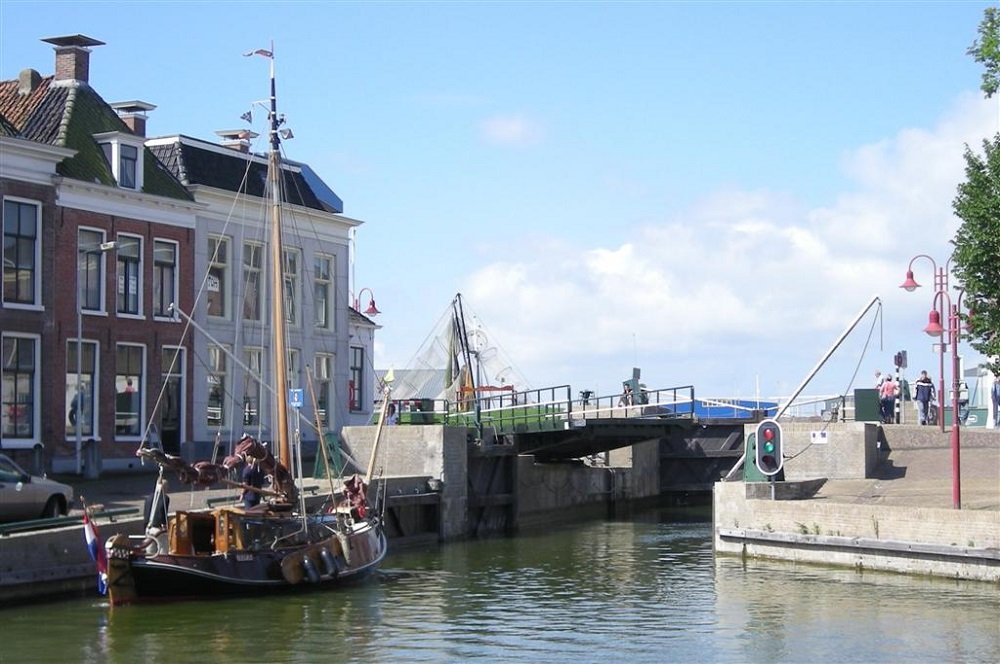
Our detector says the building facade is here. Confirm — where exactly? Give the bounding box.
[0,35,377,474]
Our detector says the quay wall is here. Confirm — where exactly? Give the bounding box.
[713,481,1000,582]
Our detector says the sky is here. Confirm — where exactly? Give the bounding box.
[2,0,996,404]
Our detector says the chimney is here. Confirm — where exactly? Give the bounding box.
[111,101,157,138]
[215,129,258,153]
[18,68,42,95]
[41,34,105,84]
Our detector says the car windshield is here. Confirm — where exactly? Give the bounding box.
[0,456,27,482]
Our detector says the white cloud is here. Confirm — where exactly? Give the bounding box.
[480,114,543,146]
[459,93,996,396]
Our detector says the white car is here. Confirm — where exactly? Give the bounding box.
[0,454,74,522]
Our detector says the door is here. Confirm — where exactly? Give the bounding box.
[160,348,185,456]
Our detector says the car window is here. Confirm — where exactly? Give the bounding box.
[0,457,25,483]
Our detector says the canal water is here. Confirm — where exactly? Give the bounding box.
[4,508,998,663]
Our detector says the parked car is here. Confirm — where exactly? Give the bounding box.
[0,454,74,522]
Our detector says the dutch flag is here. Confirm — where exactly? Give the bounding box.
[83,512,108,595]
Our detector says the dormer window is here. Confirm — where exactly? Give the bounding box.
[95,131,145,190]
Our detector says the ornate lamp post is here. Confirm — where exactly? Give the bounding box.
[899,255,948,433]
[900,254,966,509]
[352,287,381,316]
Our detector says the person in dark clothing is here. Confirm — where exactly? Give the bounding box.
[913,370,936,426]
[242,462,266,509]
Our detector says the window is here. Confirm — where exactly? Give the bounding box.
[243,348,262,426]
[207,237,229,318]
[119,144,138,189]
[153,240,177,318]
[2,199,40,306]
[2,335,37,441]
[79,228,107,312]
[349,346,363,412]
[242,242,263,321]
[287,348,300,388]
[65,341,97,438]
[283,249,299,325]
[207,345,228,427]
[314,353,332,428]
[116,235,142,316]
[115,344,144,436]
[97,135,143,190]
[314,256,331,329]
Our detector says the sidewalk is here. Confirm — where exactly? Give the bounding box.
[814,444,1000,511]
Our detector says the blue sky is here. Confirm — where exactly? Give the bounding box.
[2,1,995,403]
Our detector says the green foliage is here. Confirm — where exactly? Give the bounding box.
[956,8,1000,375]
[969,7,1000,98]
[952,137,1000,374]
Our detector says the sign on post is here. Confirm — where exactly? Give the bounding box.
[289,388,304,409]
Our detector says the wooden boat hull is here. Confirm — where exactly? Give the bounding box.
[106,514,386,605]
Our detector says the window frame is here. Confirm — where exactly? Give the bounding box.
[313,255,332,330]
[114,343,145,439]
[116,233,143,317]
[1,197,42,309]
[153,239,179,320]
[207,236,230,319]
[1,333,40,447]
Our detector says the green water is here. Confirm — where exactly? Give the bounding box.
[3,508,998,663]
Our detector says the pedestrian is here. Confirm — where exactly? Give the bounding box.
[992,377,1000,428]
[879,374,897,424]
[242,462,266,509]
[874,369,885,389]
[913,370,935,426]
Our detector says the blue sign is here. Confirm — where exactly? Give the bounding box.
[289,388,304,409]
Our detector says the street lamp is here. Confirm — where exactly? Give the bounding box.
[899,255,948,434]
[352,287,380,316]
[76,239,117,477]
[900,254,966,509]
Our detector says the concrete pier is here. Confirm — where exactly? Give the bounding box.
[713,423,1000,582]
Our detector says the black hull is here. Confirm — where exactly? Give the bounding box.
[127,549,383,601]
[107,521,388,605]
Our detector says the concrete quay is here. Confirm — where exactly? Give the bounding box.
[714,423,1000,582]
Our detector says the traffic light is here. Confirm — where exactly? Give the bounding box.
[754,419,783,477]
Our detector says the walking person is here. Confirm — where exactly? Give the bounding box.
[913,370,936,426]
[992,377,1000,428]
[879,374,897,424]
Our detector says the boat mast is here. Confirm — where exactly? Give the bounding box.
[263,49,292,468]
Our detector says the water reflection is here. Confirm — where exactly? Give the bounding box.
[4,507,998,663]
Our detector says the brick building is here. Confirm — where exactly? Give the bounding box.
[1,35,377,474]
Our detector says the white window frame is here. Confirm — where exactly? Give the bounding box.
[79,227,110,315]
[207,235,230,319]
[114,343,146,440]
[95,131,145,190]
[314,254,332,330]
[1,197,43,310]
[153,239,179,320]
[116,233,144,318]
[1,333,41,449]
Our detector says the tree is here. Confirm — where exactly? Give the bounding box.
[954,8,1000,374]
[968,7,1000,98]
[952,139,1000,374]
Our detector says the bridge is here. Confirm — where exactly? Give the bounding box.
[389,383,775,492]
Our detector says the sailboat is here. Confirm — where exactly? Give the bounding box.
[101,49,387,605]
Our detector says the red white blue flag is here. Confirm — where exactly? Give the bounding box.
[83,512,108,595]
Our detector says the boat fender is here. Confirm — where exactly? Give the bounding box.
[302,556,321,583]
[319,547,338,578]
